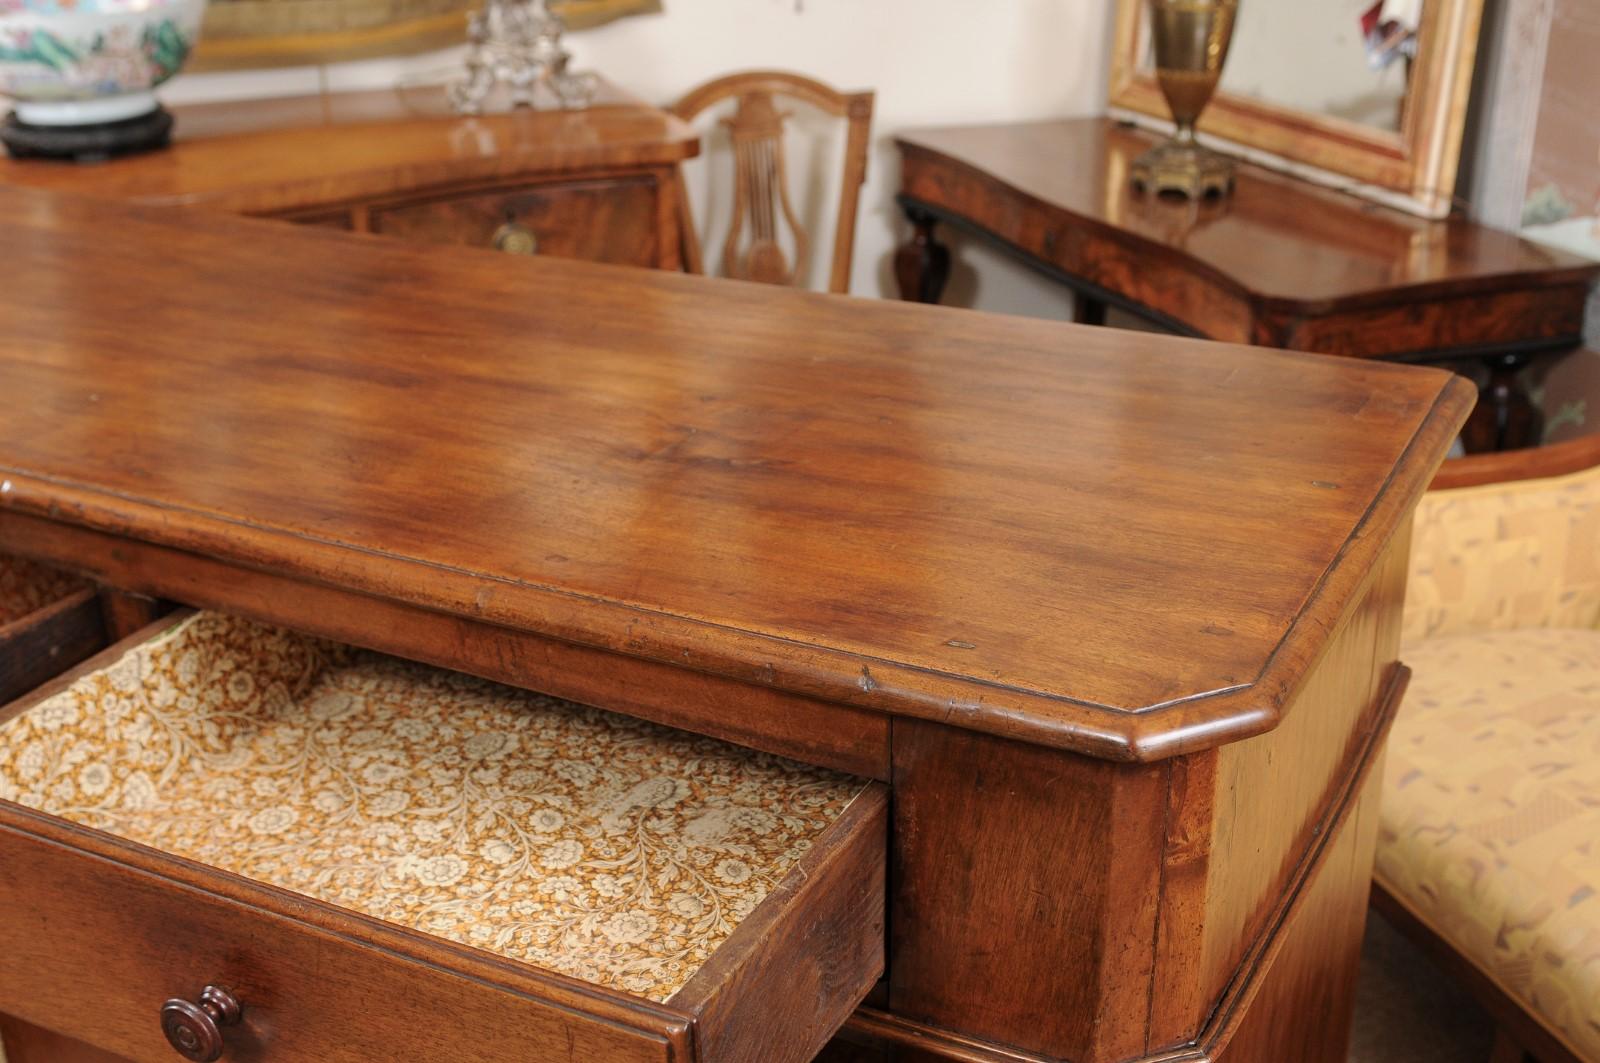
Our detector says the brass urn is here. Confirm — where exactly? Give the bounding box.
[1131,0,1240,198]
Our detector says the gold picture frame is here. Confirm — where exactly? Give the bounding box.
[1107,0,1484,218]
[190,0,661,71]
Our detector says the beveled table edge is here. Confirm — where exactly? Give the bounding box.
[0,373,1471,762]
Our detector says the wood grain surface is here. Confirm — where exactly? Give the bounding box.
[0,84,699,217]
[0,186,1470,761]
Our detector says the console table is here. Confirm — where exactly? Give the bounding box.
[0,187,1469,1063]
[895,117,1597,454]
[0,82,698,270]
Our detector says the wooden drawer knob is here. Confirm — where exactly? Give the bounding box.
[492,221,539,256]
[160,985,241,1062]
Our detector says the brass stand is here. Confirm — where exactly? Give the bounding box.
[1130,0,1239,200]
[1130,132,1234,198]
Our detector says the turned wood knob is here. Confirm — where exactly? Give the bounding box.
[492,221,539,256]
[160,985,241,1062]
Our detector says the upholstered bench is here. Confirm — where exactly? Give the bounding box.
[1376,442,1600,1063]
[0,609,886,1062]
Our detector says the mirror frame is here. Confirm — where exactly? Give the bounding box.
[1107,0,1485,218]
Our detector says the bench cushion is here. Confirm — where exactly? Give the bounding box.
[0,611,868,1004]
[1402,464,1600,647]
[1377,628,1600,1061]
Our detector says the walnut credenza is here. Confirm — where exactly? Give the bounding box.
[0,188,1471,1062]
[0,82,698,270]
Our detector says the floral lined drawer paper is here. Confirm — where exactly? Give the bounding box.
[0,611,868,1003]
[0,554,86,627]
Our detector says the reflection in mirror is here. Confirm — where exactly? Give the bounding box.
[1137,0,1420,133]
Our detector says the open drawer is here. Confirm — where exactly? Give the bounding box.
[0,611,885,1063]
[0,554,105,708]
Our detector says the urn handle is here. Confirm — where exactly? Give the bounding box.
[160,985,241,1062]
[492,220,539,256]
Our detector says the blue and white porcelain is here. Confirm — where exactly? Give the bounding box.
[0,0,206,126]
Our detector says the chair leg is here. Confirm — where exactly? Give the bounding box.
[1489,1026,1530,1063]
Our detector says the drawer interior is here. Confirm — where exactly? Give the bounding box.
[0,554,104,708]
[0,554,88,627]
[0,610,886,1062]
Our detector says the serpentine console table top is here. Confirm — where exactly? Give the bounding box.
[0,186,1470,762]
[896,117,1597,358]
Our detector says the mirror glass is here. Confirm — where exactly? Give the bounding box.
[1136,0,1420,133]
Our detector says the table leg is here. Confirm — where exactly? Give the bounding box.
[894,205,951,305]
[1461,353,1543,454]
[1074,295,1108,326]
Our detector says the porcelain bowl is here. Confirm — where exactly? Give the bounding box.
[0,0,206,126]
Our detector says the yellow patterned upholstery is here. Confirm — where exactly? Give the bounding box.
[1382,462,1600,1061]
[1402,464,1600,647]
[0,555,86,627]
[0,611,868,1003]
[1377,630,1600,1061]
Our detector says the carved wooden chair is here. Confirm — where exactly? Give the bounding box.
[667,71,873,294]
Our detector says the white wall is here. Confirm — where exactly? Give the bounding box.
[160,0,1116,313]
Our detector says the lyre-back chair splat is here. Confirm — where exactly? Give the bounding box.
[669,70,874,294]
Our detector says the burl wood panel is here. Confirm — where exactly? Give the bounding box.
[0,186,1471,761]
[371,175,660,267]
[897,118,1598,358]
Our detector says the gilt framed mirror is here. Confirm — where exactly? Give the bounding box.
[1107,0,1485,218]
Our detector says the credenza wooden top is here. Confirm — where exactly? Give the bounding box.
[897,117,1596,309]
[0,82,699,215]
[0,188,1470,759]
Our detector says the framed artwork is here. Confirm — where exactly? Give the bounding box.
[190,0,660,70]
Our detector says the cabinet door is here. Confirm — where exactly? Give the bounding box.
[370,177,661,268]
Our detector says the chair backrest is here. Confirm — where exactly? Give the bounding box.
[668,70,873,295]
[1403,434,1600,646]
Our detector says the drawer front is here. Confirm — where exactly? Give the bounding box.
[0,613,887,1063]
[370,178,660,267]
[0,813,680,1063]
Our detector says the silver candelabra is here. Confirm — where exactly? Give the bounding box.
[450,0,598,114]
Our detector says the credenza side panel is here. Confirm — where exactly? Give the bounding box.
[1149,521,1411,1049]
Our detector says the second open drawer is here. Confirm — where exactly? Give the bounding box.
[0,610,885,1063]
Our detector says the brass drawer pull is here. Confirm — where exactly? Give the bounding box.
[492,220,539,255]
[160,985,241,1062]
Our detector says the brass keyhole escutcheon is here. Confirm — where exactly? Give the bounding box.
[160,984,241,1062]
[492,221,539,256]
